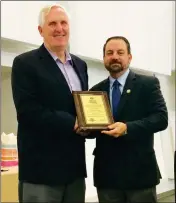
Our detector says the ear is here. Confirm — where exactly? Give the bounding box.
[103,56,106,64]
[38,26,43,37]
[129,54,132,62]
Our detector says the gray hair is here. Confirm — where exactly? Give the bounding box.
[38,3,70,27]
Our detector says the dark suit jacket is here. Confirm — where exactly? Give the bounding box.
[90,70,168,189]
[11,44,88,185]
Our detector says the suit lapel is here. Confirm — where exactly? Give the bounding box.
[117,70,136,117]
[105,78,111,102]
[71,55,86,91]
[37,44,71,93]
[100,78,111,103]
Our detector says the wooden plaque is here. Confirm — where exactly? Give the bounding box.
[73,91,114,131]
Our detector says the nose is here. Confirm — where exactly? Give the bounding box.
[112,53,120,60]
[55,23,62,32]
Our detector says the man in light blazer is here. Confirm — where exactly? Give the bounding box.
[89,36,168,203]
[11,3,88,203]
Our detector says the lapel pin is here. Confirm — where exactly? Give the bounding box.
[126,89,131,94]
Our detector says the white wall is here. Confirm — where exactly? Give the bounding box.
[155,72,175,181]
[1,67,17,135]
[69,1,175,75]
[2,1,174,75]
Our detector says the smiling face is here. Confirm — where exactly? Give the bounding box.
[104,39,132,76]
[38,6,69,52]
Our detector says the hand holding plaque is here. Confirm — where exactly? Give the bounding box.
[73,91,114,131]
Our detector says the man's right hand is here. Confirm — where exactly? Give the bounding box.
[74,118,78,131]
[74,117,90,136]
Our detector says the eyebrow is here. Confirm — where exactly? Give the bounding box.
[106,49,125,52]
[118,49,125,52]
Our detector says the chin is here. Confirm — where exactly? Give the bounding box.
[111,67,123,73]
[54,43,67,48]
[53,39,67,45]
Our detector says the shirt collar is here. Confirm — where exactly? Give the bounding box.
[44,44,72,65]
[109,68,130,89]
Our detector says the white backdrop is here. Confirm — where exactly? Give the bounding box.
[69,1,175,75]
[2,1,174,75]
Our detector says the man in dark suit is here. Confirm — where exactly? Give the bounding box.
[89,36,168,203]
[11,3,88,203]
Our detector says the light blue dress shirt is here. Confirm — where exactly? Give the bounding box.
[45,45,82,92]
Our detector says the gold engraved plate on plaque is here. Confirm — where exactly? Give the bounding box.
[80,95,109,124]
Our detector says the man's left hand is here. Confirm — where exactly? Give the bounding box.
[74,117,90,136]
[101,122,127,138]
[76,128,90,136]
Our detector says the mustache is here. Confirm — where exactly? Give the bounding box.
[109,59,121,65]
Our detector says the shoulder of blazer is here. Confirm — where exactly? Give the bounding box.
[15,48,39,62]
[15,44,54,62]
[90,78,109,91]
[70,53,87,64]
[12,46,45,74]
[133,71,158,87]
[12,48,39,72]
